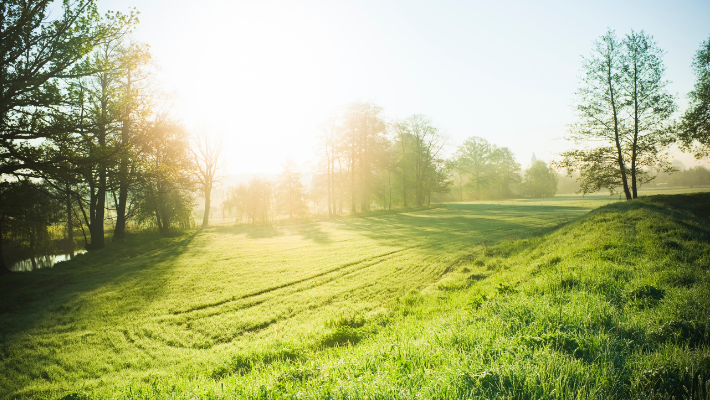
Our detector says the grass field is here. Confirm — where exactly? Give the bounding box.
[1,191,709,399]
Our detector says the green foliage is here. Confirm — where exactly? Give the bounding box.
[680,35,710,159]
[559,29,676,200]
[453,136,522,200]
[522,160,558,198]
[276,159,308,219]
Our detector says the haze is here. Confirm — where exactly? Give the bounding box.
[97,0,710,174]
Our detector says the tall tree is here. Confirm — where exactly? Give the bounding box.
[622,30,676,198]
[0,1,136,177]
[190,129,224,228]
[455,136,494,199]
[558,30,675,199]
[680,35,710,159]
[521,160,558,198]
[135,119,195,237]
[404,115,448,206]
[113,43,153,241]
[340,102,386,213]
[276,159,307,219]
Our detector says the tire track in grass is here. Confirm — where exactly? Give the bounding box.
[170,247,414,315]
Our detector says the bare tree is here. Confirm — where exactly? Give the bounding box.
[190,129,225,228]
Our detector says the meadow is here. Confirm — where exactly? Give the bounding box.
[1,190,709,399]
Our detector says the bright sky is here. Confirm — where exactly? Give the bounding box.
[96,0,710,174]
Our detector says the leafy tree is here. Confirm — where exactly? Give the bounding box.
[521,160,558,198]
[339,102,387,212]
[246,178,274,224]
[490,147,522,198]
[135,120,195,237]
[276,159,307,219]
[113,43,154,241]
[0,180,62,272]
[454,136,494,199]
[0,1,136,177]
[680,35,710,159]
[558,30,676,199]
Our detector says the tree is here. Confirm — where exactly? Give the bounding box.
[113,43,153,241]
[680,35,710,159]
[0,1,136,177]
[521,160,558,198]
[190,129,224,228]
[0,180,62,273]
[454,136,494,199]
[405,115,448,206]
[558,30,676,199]
[490,147,521,198]
[276,159,307,218]
[339,102,386,213]
[245,178,273,224]
[135,119,195,237]
[622,30,676,198]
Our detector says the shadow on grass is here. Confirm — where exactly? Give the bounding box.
[335,203,592,249]
[0,230,199,346]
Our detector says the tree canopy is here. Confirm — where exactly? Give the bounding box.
[557,30,676,200]
[680,35,710,159]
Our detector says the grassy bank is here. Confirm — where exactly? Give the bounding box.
[1,193,709,398]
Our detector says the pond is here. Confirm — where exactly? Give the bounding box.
[10,250,87,272]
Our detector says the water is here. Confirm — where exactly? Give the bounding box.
[10,250,87,272]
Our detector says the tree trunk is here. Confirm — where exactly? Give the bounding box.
[327,152,333,218]
[0,218,10,274]
[114,69,132,241]
[631,63,639,199]
[606,57,632,200]
[92,163,107,248]
[351,143,357,214]
[66,184,74,254]
[202,184,211,227]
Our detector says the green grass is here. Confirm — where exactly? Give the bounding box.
[1,192,709,399]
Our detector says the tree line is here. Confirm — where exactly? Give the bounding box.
[0,1,223,272]
[1,2,709,272]
[216,106,558,225]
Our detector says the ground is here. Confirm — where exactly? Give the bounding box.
[1,189,708,399]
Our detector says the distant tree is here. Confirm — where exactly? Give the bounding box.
[276,159,307,219]
[406,115,448,206]
[246,178,273,224]
[490,147,522,197]
[135,120,195,237]
[340,102,387,213]
[558,30,676,200]
[190,129,225,228]
[392,119,414,207]
[222,184,248,223]
[454,136,494,199]
[680,35,710,159]
[522,160,558,198]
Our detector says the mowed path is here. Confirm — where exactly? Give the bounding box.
[0,198,611,395]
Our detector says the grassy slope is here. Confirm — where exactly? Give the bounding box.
[1,197,602,398]
[2,193,709,399]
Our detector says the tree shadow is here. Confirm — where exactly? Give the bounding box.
[0,231,199,394]
[212,224,284,239]
[336,202,593,249]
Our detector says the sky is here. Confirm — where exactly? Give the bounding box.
[95,0,710,175]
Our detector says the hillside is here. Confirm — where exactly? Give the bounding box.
[1,194,709,399]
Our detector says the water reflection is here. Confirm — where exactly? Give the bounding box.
[10,250,87,272]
